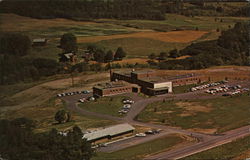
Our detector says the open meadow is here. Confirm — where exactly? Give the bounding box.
[137,92,250,134]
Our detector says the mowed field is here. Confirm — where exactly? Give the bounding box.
[77,30,208,43]
[137,92,250,134]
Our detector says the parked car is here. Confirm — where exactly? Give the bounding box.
[135,133,146,137]
[79,98,86,103]
[145,130,154,134]
[99,143,108,147]
[82,90,90,94]
[122,99,134,104]
[87,96,95,101]
[123,104,131,109]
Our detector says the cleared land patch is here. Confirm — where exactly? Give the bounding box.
[137,93,250,133]
[78,30,207,43]
[91,37,189,57]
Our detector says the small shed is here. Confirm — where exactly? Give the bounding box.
[32,38,47,46]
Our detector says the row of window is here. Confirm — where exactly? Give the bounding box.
[109,87,131,93]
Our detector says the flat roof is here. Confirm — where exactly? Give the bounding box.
[33,38,46,43]
[94,81,132,90]
[83,123,135,141]
[113,70,199,83]
[131,70,155,75]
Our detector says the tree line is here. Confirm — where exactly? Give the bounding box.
[0,118,94,160]
[0,0,165,20]
[158,22,249,70]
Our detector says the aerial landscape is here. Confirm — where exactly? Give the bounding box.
[0,0,249,160]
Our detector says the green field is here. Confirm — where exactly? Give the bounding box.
[96,14,250,32]
[182,136,250,160]
[137,93,250,133]
[79,96,130,117]
[93,134,185,160]
[94,38,188,57]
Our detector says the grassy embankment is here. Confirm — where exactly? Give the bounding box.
[0,72,114,133]
[94,134,187,160]
[182,135,250,160]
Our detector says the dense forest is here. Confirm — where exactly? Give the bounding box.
[0,118,94,160]
[161,0,249,16]
[0,0,166,20]
[0,32,62,85]
[0,0,248,21]
[159,22,250,70]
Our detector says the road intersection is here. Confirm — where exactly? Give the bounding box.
[62,80,250,159]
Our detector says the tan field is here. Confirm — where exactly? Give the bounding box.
[78,30,208,43]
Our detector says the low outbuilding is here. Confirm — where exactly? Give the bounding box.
[83,123,135,143]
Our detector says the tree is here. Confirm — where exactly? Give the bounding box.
[114,47,126,60]
[0,33,31,56]
[169,49,179,58]
[55,110,71,124]
[60,33,77,53]
[148,53,156,60]
[0,118,94,160]
[159,52,168,60]
[105,50,114,62]
[93,49,105,63]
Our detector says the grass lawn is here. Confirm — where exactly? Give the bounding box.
[93,134,185,160]
[173,84,197,94]
[79,96,130,117]
[182,135,250,160]
[137,92,250,133]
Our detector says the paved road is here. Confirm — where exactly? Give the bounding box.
[61,80,250,159]
[144,125,250,160]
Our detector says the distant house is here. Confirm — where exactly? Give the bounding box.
[32,38,47,46]
[82,50,93,61]
[59,53,77,63]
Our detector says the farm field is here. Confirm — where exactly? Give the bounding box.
[77,30,208,43]
[137,92,250,134]
[1,13,249,58]
[78,96,130,117]
[95,14,250,32]
[0,13,140,38]
[181,135,250,160]
[93,134,188,160]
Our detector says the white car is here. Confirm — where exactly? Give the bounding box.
[123,104,131,109]
[136,133,146,137]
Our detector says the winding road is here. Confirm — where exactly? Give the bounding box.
[62,80,250,159]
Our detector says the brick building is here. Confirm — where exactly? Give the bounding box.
[93,81,140,97]
[111,70,207,96]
